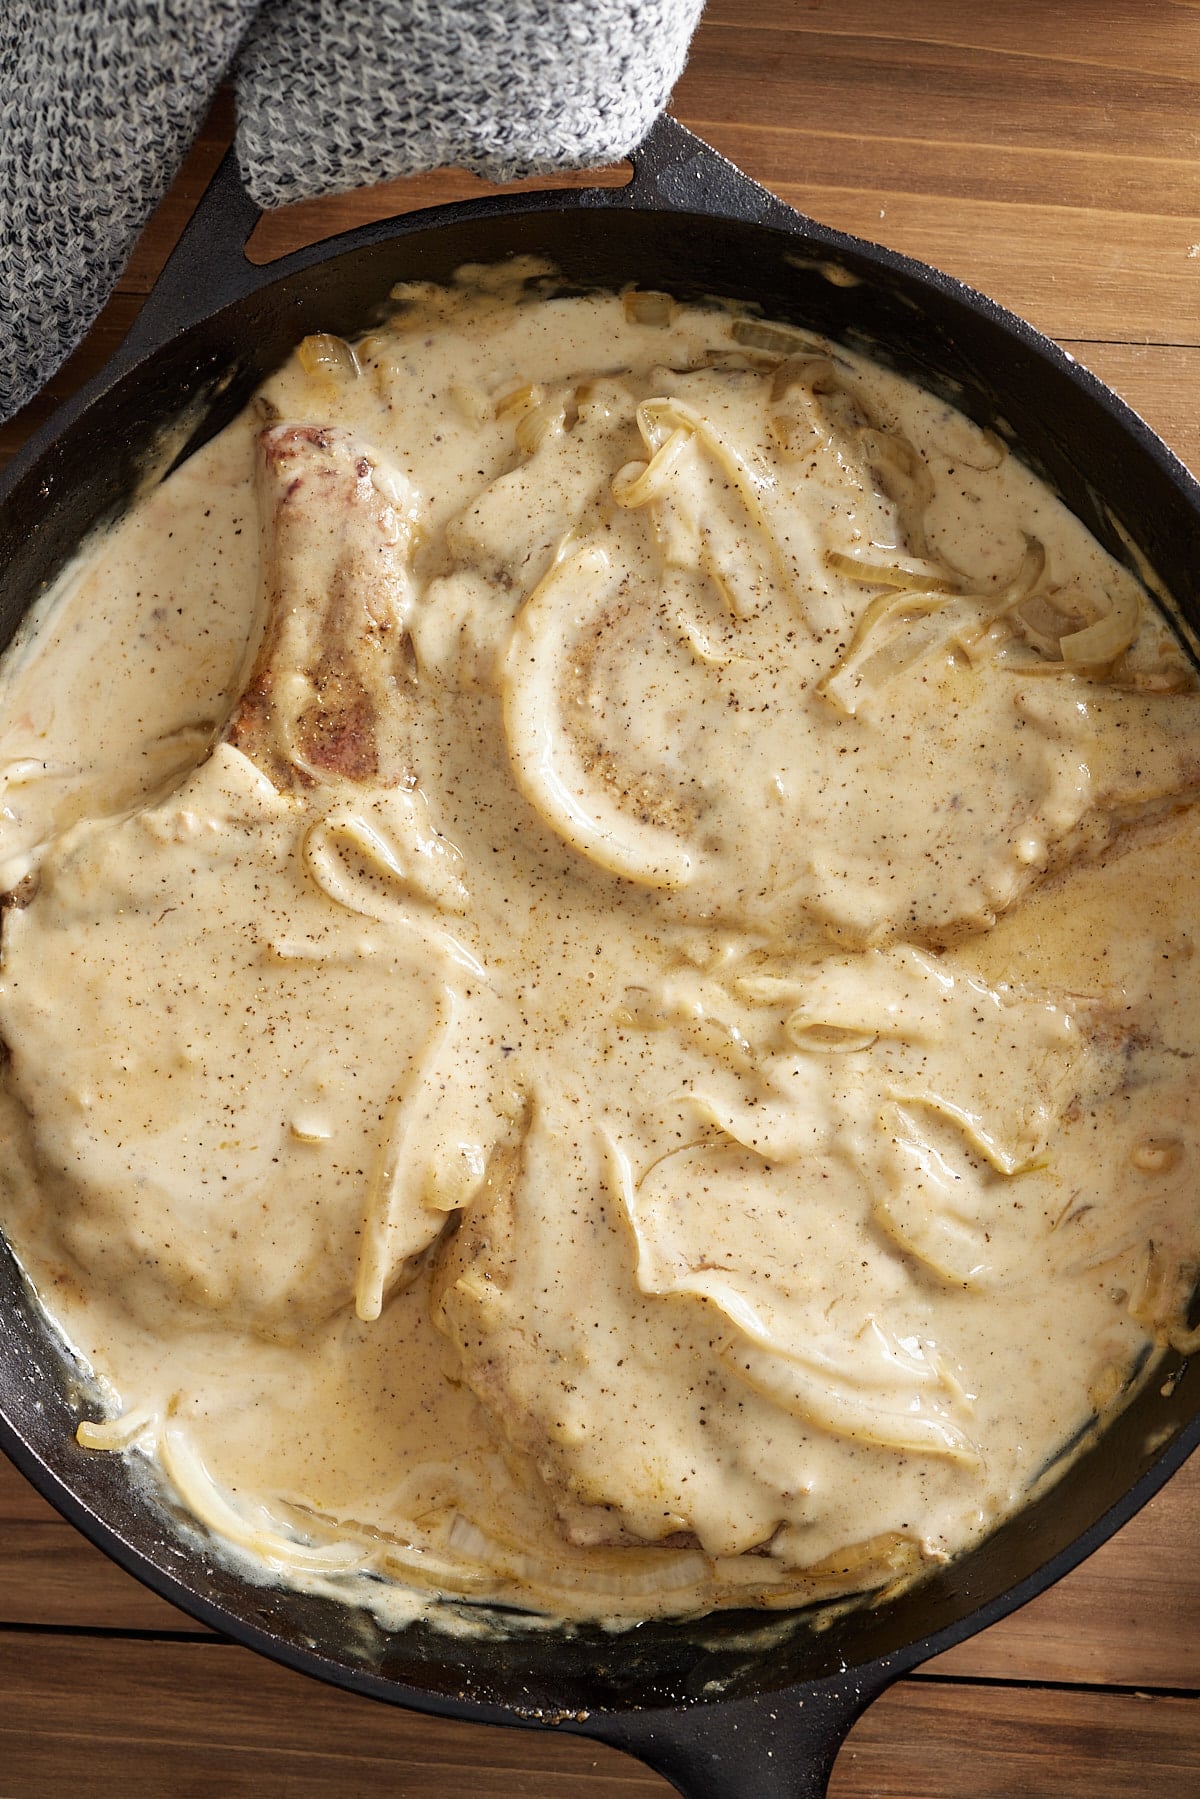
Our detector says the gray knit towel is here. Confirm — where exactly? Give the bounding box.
[0,0,705,425]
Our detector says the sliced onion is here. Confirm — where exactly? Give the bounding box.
[1060,583,1142,664]
[674,1088,823,1162]
[449,383,491,426]
[1010,589,1080,659]
[766,407,824,461]
[724,1336,980,1465]
[673,606,748,666]
[769,354,840,404]
[826,548,958,591]
[1004,541,1141,668]
[784,1019,877,1054]
[611,425,693,507]
[732,316,828,356]
[858,426,931,495]
[891,1089,1033,1178]
[953,427,1008,472]
[733,973,813,1006]
[515,398,566,455]
[159,1428,364,1575]
[449,1509,710,1598]
[574,1548,710,1596]
[500,543,695,889]
[1131,1137,1184,1174]
[76,1406,156,1451]
[818,588,960,716]
[623,288,674,327]
[494,379,542,420]
[297,333,360,383]
[998,534,1047,608]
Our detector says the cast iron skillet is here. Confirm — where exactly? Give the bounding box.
[1,117,1199,1798]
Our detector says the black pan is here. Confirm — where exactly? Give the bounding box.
[1,117,1199,1798]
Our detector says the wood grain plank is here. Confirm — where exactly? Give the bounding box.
[0,1633,1198,1798]
[678,124,1200,219]
[679,146,1200,345]
[675,22,1200,163]
[0,1518,211,1633]
[928,1456,1200,1688]
[0,1633,669,1799]
[830,1681,1200,1799]
[0,1453,211,1631]
[698,0,1200,86]
[668,5,1200,346]
[778,188,1200,348]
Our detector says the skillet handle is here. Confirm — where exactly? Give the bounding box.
[580,1669,892,1799]
[115,110,786,372]
[614,113,790,228]
[110,149,266,372]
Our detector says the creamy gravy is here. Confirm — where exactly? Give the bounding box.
[1,270,1199,1626]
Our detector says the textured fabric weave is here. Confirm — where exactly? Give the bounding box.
[235,0,704,206]
[0,0,704,424]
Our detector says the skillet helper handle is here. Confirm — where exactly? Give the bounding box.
[113,111,782,374]
[112,149,265,371]
[585,1672,891,1799]
[615,112,791,228]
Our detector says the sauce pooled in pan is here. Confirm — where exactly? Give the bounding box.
[0,268,1197,1625]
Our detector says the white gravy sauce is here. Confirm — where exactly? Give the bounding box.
[1,268,1199,1626]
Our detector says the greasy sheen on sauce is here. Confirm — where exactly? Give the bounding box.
[0,266,1198,1628]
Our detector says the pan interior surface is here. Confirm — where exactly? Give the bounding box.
[1,196,1199,1724]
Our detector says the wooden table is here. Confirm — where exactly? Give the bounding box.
[3,3,1200,1792]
